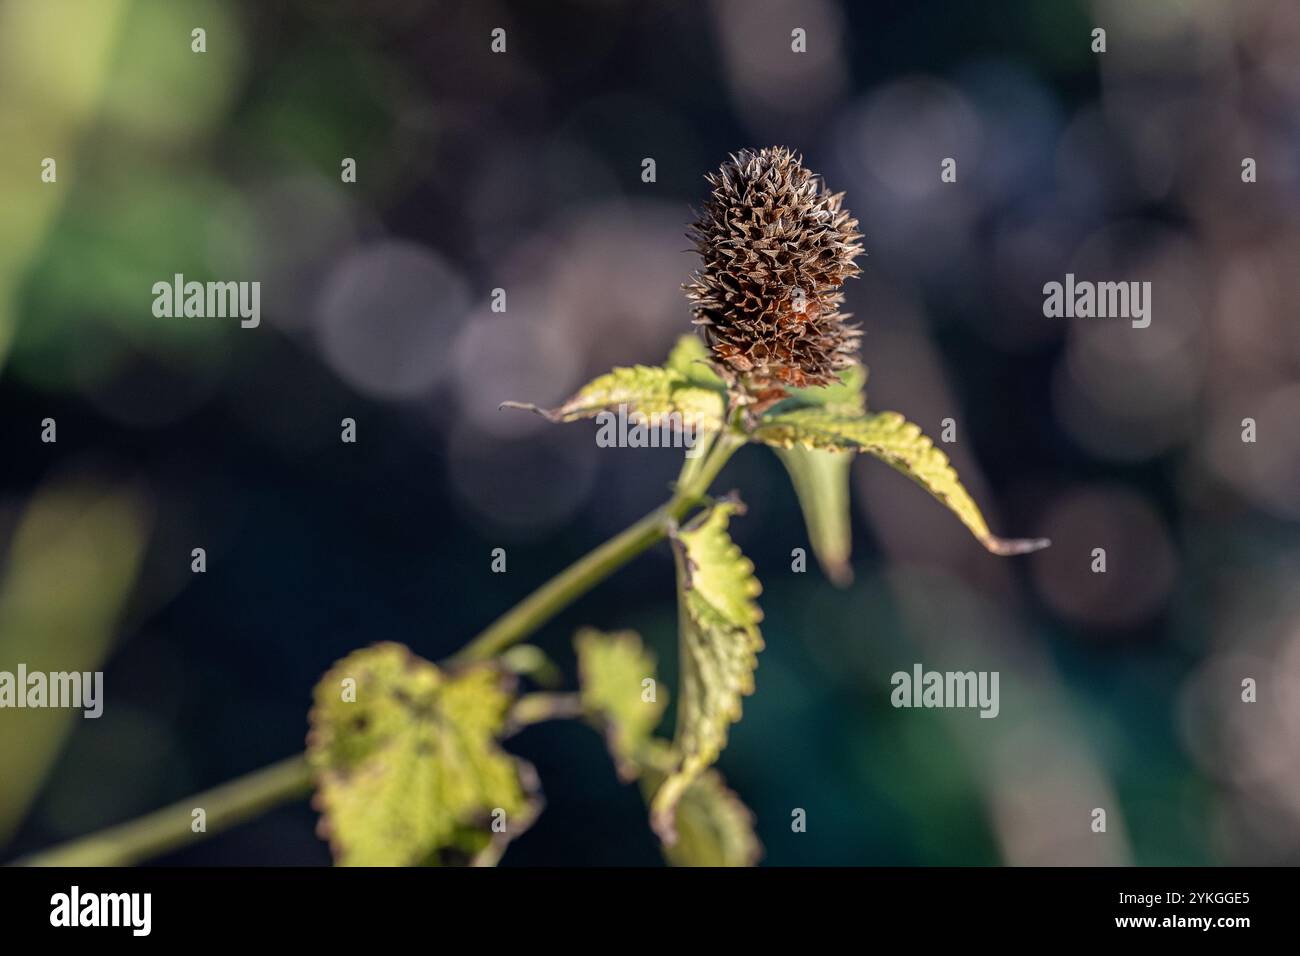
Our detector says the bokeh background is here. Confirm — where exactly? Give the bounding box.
[3,0,1300,866]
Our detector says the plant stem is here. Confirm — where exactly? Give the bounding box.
[446,511,668,667]
[506,692,584,733]
[12,755,313,867]
[448,429,740,666]
[11,433,744,867]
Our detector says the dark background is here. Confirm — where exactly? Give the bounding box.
[2,0,1299,865]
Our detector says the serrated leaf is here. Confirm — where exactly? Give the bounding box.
[307,642,539,866]
[653,767,762,867]
[755,409,1049,556]
[776,446,855,586]
[503,358,726,435]
[575,628,667,780]
[651,500,763,845]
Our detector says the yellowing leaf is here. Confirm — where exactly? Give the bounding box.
[755,409,1049,556]
[651,500,763,845]
[569,365,720,425]
[574,628,667,780]
[574,632,762,866]
[638,740,760,866]
[502,335,729,435]
[307,643,539,867]
[655,767,762,867]
[502,363,725,433]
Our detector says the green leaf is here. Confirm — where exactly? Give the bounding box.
[768,365,864,585]
[755,409,1049,556]
[780,362,868,414]
[651,500,764,845]
[666,333,726,390]
[502,336,728,433]
[0,481,150,842]
[307,643,540,866]
[776,446,855,586]
[498,643,564,689]
[650,766,762,867]
[574,628,667,780]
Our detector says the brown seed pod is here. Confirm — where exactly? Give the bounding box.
[684,147,864,392]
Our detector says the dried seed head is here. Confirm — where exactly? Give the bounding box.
[684,147,864,392]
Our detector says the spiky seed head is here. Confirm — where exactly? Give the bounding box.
[684,147,864,392]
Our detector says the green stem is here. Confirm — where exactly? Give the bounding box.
[12,433,744,868]
[448,431,737,666]
[12,755,312,867]
[506,692,584,733]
